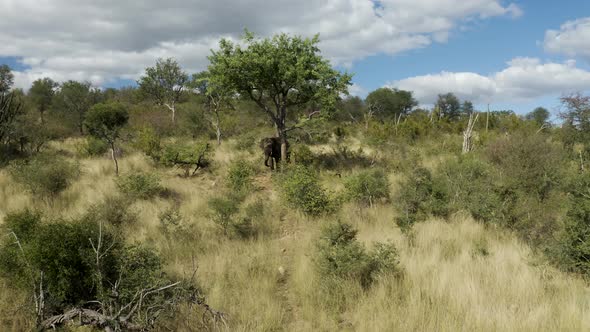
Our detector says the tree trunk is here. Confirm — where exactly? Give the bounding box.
[111,143,119,176]
[214,109,221,145]
[276,122,288,172]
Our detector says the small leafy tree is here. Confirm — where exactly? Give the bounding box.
[84,102,129,175]
[0,64,14,94]
[208,31,352,167]
[365,87,417,120]
[436,92,461,121]
[138,58,188,125]
[28,78,58,123]
[56,80,96,135]
[190,71,234,145]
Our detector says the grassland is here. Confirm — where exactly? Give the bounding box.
[1,138,589,332]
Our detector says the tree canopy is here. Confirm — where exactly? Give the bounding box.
[138,58,189,124]
[29,78,58,123]
[365,87,417,119]
[436,93,461,120]
[0,64,14,94]
[207,31,352,162]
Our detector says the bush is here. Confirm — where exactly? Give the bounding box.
[9,154,80,197]
[279,165,335,216]
[550,172,590,277]
[291,144,315,166]
[395,167,448,231]
[344,169,390,206]
[77,136,109,156]
[0,211,119,309]
[161,141,211,177]
[85,196,137,226]
[486,134,565,199]
[227,159,254,193]
[133,126,161,160]
[117,172,163,199]
[436,156,503,223]
[0,210,206,329]
[208,195,241,234]
[315,222,401,289]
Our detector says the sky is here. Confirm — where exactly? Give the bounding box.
[1,0,590,115]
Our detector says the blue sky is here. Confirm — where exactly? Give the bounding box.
[1,0,590,115]
[350,0,590,114]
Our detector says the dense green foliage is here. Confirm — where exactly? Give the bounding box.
[117,172,163,199]
[227,159,254,193]
[316,221,401,288]
[9,154,80,197]
[279,165,335,216]
[344,168,390,206]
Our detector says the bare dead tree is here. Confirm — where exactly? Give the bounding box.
[462,112,479,154]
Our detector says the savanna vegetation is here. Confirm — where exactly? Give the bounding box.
[0,32,589,331]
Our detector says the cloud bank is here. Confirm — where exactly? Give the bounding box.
[0,0,521,88]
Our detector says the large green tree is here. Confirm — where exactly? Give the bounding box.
[526,106,550,127]
[560,93,590,147]
[0,66,22,147]
[190,71,233,145]
[57,81,94,135]
[365,87,417,120]
[436,93,461,121]
[84,103,129,175]
[138,58,189,125]
[207,31,352,164]
[29,78,58,123]
[0,64,14,94]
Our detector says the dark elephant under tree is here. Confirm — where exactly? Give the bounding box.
[260,137,289,170]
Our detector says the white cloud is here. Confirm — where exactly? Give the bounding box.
[391,57,590,104]
[0,0,520,89]
[544,17,590,60]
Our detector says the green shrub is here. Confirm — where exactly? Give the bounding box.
[279,165,335,216]
[0,210,204,327]
[133,126,161,159]
[436,156,503,223]
[9,154,80,197]
[0,212,119,309]
[117,172,163,199]
[344,169,390,206]
[315,222,401,289]
[291,144,315,166]
[161,141,211,177]
[395,167,449,231]
[486,134,565,199]
[85,196,137,226]
[208,195,241,234]
[550,172,590,277]
[78,136,109,156]
[227,159,254,193]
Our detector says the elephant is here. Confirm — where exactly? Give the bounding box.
[260,137,289,170]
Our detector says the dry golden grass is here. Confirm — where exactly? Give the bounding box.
[1,140,589,331]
